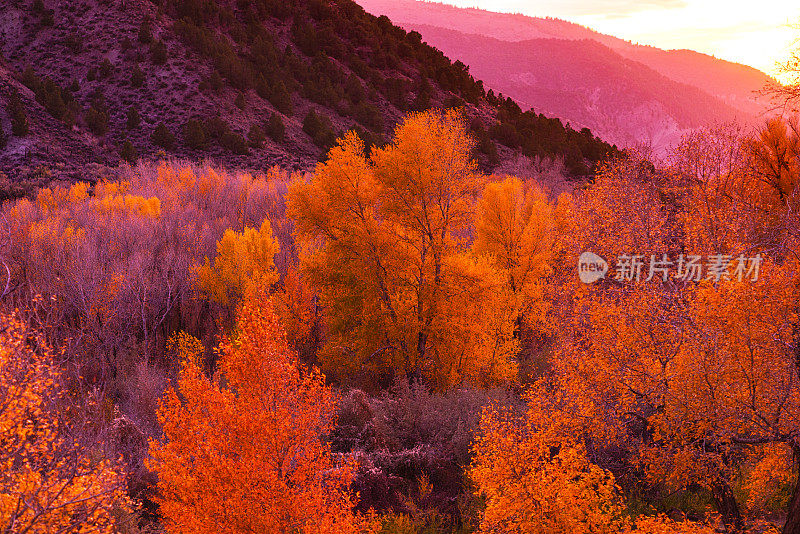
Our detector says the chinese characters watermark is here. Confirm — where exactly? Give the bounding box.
[578,252,762,284]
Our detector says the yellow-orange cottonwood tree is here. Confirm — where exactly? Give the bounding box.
[288,110,520,388]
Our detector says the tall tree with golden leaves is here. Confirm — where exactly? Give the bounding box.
[473,176,555,375]
[288,110,518,388]
[196,218,280,306]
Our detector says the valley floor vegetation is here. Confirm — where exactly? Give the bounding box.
[2,110,800,533]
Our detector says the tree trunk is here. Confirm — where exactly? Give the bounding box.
[712,482,743,532]
[783,445,800,534]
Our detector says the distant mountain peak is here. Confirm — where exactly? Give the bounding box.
[357,0,773,154]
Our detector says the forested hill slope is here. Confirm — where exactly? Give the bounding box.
[0,0,618,185]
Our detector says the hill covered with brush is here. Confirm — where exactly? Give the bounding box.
[0,0,618,187]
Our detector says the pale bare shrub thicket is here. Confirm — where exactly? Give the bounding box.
[0,161,298,436]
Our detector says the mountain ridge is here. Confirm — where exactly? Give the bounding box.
[356,0,773,152]
[405,23,750,151]
[356,0,773,105]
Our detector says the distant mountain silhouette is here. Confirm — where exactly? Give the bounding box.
[357,0,774,153]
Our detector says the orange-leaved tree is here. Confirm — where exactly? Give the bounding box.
[745,117,800,214]
[148,291,376,534]
[542,129,800,531]
[473,176,554,303]
[288,110,518,388]
[470,401,625,534]
[0,313,128,533]
[471,393,719,534]
[473,176,555,377]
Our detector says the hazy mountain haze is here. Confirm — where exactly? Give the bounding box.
[357,0,774,153]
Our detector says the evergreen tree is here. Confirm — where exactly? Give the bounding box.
[151,123,176,149]
[7,89,29,137]
[265,113,285,143]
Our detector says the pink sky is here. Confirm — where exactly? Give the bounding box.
[437,0,800,80]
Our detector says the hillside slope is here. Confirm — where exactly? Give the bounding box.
[0,60,115,189]
[0,0,617,183]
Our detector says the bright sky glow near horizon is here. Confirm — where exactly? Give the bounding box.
[438,0,800,81]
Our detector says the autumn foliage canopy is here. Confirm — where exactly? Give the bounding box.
[0,314,127,533]
[4,109,800,533]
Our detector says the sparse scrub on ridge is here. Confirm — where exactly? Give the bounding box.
[0,0,618,177]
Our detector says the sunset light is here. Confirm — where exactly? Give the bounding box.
[5,0,800,532]
[439,0,800,81]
